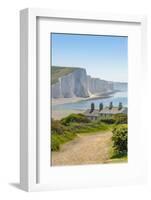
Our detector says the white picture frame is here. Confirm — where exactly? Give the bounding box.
[20,8,147,192]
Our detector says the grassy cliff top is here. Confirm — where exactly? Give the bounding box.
[51,66,81,84]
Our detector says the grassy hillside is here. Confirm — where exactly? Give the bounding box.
[51,113,111,151]
[51,66,80,84]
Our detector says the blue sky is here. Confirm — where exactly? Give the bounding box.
[51,33,128,82]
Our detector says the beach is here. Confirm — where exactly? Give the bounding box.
[52,90,117,106]
[51,91,119,120]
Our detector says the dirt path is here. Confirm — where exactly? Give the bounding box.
[51,131,112,166]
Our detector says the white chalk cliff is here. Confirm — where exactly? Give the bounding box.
[51,67,127,98]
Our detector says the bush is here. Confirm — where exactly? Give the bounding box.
[51,134,60,151]
[61,113,90,125]
[112,125,128,157]
[51,118,67,135]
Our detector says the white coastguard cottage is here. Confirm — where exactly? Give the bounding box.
[84,102,127,121]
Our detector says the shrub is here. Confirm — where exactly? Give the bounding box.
[51,134,60,151]
[51,118,67,135]
[112,125,128,157]
[61,113,90,125]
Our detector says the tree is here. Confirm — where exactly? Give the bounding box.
[109,101,113,109]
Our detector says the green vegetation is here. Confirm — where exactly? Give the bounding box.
[51,66,80,84]
[105,156,127,164]
[51,113,110,151]
[111,124,128,159]
[51,112,128,163]
[51,132,76,151]
[61,113,90,125]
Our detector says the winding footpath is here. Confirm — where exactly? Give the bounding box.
[51,131,112,166]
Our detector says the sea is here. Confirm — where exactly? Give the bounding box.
[52,90,128,111]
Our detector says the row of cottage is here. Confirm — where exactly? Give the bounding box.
[84,102,127,120]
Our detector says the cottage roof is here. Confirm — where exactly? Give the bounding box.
[99,107,127,114]
[84,109,100,117]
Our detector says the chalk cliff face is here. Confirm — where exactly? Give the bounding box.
[87,76,113,95]
[51,66,127,98]
[51,68,89,98]
[113,82,128,91]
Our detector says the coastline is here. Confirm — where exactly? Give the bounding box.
[51,90,126,120]
[52,90,119,106]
